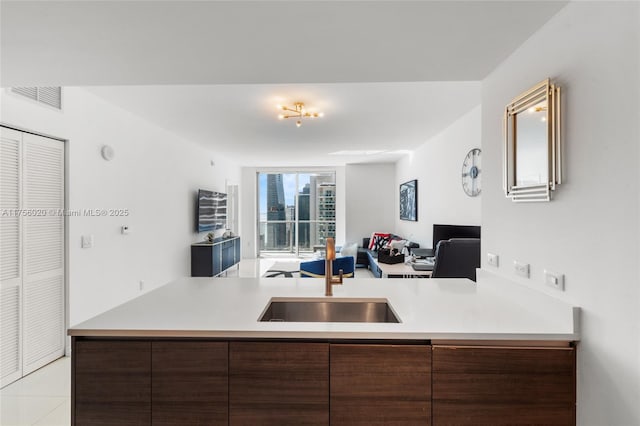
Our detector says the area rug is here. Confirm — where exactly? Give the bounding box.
[262,261,301,278]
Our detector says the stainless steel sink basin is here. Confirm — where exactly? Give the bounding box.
[259,298,400,323]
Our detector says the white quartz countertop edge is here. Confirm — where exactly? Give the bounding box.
[69,272,580,341]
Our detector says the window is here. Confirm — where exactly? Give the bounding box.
[258,172,336,256]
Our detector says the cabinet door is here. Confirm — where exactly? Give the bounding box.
[330,344,431,425]
[222,245,233,271]
[432,345,575,426]
[73,340,151,426]
[152,341,228,425]
[234,237,241,263]
[229,342,329,425]
[212,243,222,276]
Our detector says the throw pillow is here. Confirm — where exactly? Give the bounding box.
[340,242,358,259]
[369,232,391,251]
[389,239,407,252]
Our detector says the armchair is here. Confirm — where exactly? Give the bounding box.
[299,256,355,278]
[431,238,481,281]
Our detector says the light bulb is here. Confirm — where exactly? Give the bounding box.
[318,112,324,117]
[296,120,302,127]
[278,114,284,119]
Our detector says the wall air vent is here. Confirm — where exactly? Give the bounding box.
[11,87,62,110]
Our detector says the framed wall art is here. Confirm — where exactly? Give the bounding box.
[400,179,418,221]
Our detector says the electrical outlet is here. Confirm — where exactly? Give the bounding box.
[544,270,564,291]
[513,260,530,278]
[81,235,94,248]
[487,253,499,267]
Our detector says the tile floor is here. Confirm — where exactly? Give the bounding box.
[0,357,70,426]
[0,257,374,425]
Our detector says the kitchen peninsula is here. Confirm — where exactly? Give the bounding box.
[69,270,579,425]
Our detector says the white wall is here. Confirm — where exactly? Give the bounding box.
[240,166,345,258]
[345,163,396,245]
[1,88,241,327]
[395,106,482,248]
[480,3,639,425]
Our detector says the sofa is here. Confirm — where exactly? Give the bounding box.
[357,234,419,278]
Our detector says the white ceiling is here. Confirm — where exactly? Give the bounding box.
[0,1,567,167]
[86,82,481,166]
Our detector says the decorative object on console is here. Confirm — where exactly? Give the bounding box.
[400,180,418,221]
[461,148,481,197]
[277,102,324,128]
[504,78,562,202]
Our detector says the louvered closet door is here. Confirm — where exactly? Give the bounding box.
[0,128,23,386]
[22,133,65,375]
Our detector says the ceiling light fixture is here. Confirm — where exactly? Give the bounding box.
[277,102,324,127]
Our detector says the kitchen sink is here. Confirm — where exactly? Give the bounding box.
[259,298,400,323]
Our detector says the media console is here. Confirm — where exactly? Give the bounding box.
[191,236,241,277]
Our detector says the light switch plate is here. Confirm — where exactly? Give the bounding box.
[487,253,499,267]
[514,260,529,278]
[544,270,565,291]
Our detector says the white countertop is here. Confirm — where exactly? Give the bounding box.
[69,271,580,341]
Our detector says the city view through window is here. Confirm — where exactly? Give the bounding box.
[258,172,336,256]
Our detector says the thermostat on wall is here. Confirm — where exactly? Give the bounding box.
[101,145,115,161]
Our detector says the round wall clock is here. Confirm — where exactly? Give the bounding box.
[461,148,481,197]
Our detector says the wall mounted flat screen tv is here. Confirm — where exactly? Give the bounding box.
[196,189,227,232]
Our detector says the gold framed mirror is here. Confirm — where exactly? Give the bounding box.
[504,79,561,202]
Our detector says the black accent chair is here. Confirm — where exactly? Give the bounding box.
[431,238,481,281]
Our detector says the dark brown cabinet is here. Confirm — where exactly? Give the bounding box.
[73,340,151,426]
[229,342,329,425]
[72,338,576,426]
[152,341,228,425]
[330,344,432,425]
[432,345,576,426]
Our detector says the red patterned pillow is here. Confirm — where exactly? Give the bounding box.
[368,232,391,251]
